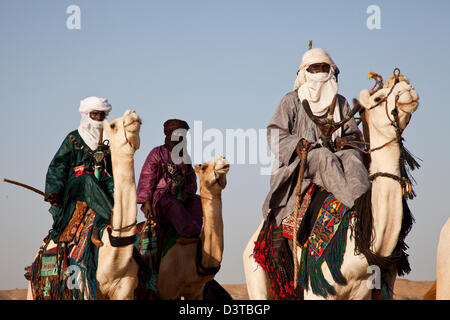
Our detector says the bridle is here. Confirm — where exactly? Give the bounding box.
[105,117,141,247]
[122,118,141,151]
[364,68,419,199]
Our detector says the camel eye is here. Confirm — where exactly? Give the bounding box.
[374,96,382,103]
[201,165,208,171]
[110,123,116,129]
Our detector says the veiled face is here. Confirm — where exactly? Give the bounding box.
[307,63,330,74]
[104,110,142,153]
[89,110,107,121]
[195,156,230,191]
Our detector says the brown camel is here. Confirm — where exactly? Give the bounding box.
[157,156,229,299]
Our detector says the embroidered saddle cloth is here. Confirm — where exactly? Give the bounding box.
[304,194,348,260]
[282,184,316,239]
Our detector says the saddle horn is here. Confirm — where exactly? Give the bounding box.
[332,99,363,128]
[326,94,338,121]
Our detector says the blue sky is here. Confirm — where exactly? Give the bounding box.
[0,0,449,289]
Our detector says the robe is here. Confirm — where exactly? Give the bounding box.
[45,130,114,242]
[136,145,203,237]
[263,91,371,225]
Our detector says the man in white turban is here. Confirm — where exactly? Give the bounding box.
[262,48,371,225]
[45,97,114,248]
[78,96,112,151]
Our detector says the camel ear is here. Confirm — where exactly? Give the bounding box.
[194,164,201,173]
[358,90,371,109]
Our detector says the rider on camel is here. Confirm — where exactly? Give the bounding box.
[45,96,114,247]
[262,48,371,225]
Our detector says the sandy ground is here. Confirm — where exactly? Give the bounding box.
[0,279,433,300]
[223,279,435,300]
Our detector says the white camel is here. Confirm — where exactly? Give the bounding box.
[96,110,141,300]
[157,156,229,299]
[423,218,450,300]
[243,72,419,300]
[436,218,450,299]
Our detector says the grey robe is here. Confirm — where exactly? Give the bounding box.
[262,91,371,225]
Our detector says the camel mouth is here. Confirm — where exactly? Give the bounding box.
[398,100,419,113]
[215,163,230,174]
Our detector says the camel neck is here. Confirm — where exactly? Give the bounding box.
[368,128,403,256]
[110,156,137,237]
[199,194,224,269]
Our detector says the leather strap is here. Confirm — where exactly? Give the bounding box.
[107,227,136,247]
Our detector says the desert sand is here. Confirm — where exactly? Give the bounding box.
[0,279,433,300]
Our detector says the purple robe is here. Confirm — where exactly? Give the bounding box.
[136,145,203,237]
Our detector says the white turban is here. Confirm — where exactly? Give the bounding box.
[295,48,342,141]
[78,96,112,115]
[77,96,112,151]
[293,48,338,91]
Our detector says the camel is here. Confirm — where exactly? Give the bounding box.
[96,110,142,300]
[157,155,229,299]
[423,218,450,300]
[243,71,419,300]
[27,110,142,300]
[436,218,450,299]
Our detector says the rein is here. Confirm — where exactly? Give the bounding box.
[340,138,397,154]
[122,119,141,151]
[123,121,133,150]
[301,96,363,152]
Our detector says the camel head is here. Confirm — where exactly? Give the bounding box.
[194,156,230,196]
[358,72,419,135]
[104,110,142,155]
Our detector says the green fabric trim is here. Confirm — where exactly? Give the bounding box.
[161,225,180,257]
[298,212,350,298]
[46,131,114,241]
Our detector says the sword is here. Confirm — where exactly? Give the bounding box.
[2,178,49,199]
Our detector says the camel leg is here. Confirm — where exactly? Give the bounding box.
[243,219,272,300]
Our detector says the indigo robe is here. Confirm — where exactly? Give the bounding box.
[136,145,203,237]
[263,91,371,225]
[46,130,114,242]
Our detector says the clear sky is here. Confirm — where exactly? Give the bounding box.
[0,0,449,289]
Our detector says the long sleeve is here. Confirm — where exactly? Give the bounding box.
[136,148,162,204]
[45,135,72,196]
[267,93,303,166]
[183,165,197,197]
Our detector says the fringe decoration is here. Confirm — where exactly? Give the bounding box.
[353,189,415,299]
[298,212,350,297]
[253,214,300,300]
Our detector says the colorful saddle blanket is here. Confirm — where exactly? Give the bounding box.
[25,205,98,300]
[282,184,316,239]
[305,194,348,260]
[134,220,179,299]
